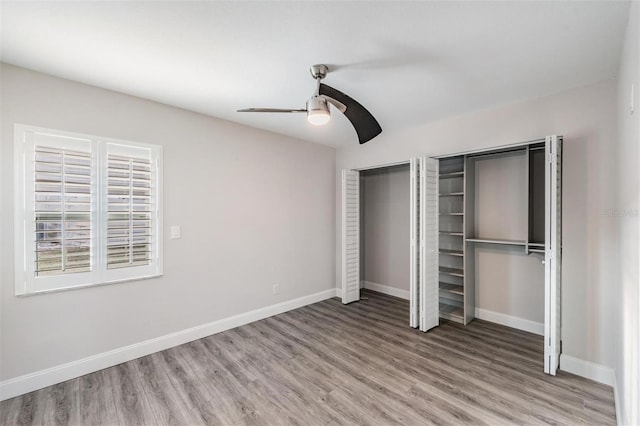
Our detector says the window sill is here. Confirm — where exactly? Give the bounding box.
[16,274,164,297]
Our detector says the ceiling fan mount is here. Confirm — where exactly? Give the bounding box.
[238,64,382,144]
[309,64,328,80]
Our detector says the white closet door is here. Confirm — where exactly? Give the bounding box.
[544,135,562,375]
[419,157,439,332]
[342,170,360,304]
[409,158,420,328]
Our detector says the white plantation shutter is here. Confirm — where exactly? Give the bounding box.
[419,157,439,332]
[341,170,360,304]
[14,125,162,295]
[34,146,93,276]
[106,151,153,269]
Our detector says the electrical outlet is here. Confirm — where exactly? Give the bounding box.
[272,284,280,295]
[170,225,181,239]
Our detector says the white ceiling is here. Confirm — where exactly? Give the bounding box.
[0,1,630,148]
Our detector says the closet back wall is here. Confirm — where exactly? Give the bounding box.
[0,64,336,383]
[360,166,410,295]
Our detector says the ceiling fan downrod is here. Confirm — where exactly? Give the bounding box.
[310,64,328,96]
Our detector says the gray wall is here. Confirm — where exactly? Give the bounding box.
[0,64,336,381]
[360,166,410,291]
[614,1,639,423]
[336,79,618,370]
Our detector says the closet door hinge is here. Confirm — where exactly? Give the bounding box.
[548,153,558,164]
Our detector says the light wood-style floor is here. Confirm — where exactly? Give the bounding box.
[1,290,616,425]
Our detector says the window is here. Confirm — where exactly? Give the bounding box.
[14,125,163,295]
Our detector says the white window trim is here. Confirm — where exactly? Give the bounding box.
[14,124,163,296]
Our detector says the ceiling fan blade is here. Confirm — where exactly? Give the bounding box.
[319,83,382,144]
[237,108,307,113]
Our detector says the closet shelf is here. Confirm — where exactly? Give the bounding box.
[439,192,464,197]
[439,267,464,277]
[466,238,526,246]
[439,303,464,321]
[439,171,464,179]
[529,249,545,254]
[528,242,545,247]
[440,213,463,216]
[439,232,464,236]
[439,249,463,256]
[439,282,464,295]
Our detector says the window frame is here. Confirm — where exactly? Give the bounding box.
[14,124,163,296]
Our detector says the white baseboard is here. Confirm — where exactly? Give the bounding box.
[0,288,338,401]
[362,281,410,300]
[613,373,621,425]
[474,307,544,336]
[560,354,614,386]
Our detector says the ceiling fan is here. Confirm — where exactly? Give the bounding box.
[237,64,382,144]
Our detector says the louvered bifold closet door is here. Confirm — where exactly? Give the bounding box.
[342,170,360,304]
[544,135,562,375]
[419,157,439,332]
[34,146,93,277]
[106,149,153,270]
[409,158,420,328]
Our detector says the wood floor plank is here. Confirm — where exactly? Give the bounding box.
[131,355,203,426]
[38,379,81,426]
[227,327,341,425]
[150,349,224,425]
[78,369,119,426]
[107,362,156,425]
[180,340,262,424]
[0,290,616,425]
[0,392,39,426]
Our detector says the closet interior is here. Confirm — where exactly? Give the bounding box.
[437,156,471,323]
[359,164,410,300]
[438,141,551,325]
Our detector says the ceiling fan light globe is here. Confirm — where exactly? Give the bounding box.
[308,110,330,126]
[306,96,331,126]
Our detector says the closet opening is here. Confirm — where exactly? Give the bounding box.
[340,161,419,326]
[340,135,561,375]
[461,146,544,332]
[434,136,562,375]
[359,163,411,300]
